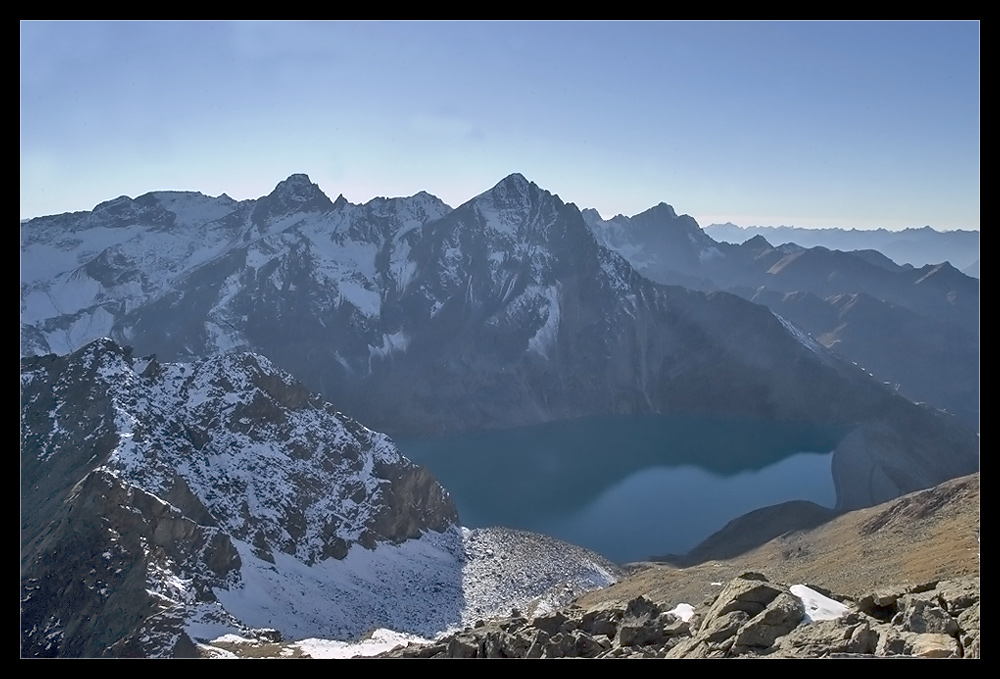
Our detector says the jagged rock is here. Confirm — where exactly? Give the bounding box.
[380,573,979,660]
[701,572,784,623]
[876,628,959,658]
[771,616,878,657]
[615,596,663,646]
[524,629,551,658]
[531,610,572,635]
[935,578,980,614]
[893,595,959,635]
[731,591,804,653]
[957,603,979,658]
[579,602,623,637]
[446,634,479,658]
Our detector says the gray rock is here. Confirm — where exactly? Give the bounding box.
[731,591,805,653]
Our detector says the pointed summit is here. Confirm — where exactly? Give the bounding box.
[742,234,774,250]
[628,202,710,248]
[473,173,559,210]
[497,172,531,189]
[646,202,679,220]
[461,173,567,238]
[252,174,334,224]
[269,173,333,207]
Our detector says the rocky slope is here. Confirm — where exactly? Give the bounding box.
[20,339,620,657]
[383,573,979,658]
[380,473,980,659]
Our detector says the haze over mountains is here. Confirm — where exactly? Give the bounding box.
[21,173,979,656]
[705,223,980,274]
[585,206,979,426]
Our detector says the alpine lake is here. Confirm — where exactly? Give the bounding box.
[397,414,845,563]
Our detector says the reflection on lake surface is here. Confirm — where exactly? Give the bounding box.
[397,415,843,563]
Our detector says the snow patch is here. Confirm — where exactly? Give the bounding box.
[790,584,851,622]
[526,286,560,358]
[338,279,382,318]
[293,629,432,658]
[773,312,823,355]
[368,331,409,361]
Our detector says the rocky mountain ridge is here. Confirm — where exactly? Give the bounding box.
[20,339,620,657]
[585,206,980,424]
[20,174,976,435]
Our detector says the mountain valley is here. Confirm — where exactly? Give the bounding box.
[20,174,979,657]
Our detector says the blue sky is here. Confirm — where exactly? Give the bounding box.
[20,21,980,230]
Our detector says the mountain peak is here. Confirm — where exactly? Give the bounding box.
[272,173,328,200]
[253,173,334,223]
[743,234,774,250]
[491,172,547,197]
[93,195,133,212]
[650,202,679,220]
[500,172,529,185]
[467,173,545,213]
[484,172,533,199]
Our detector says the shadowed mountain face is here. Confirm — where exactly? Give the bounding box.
[585,207,980,426]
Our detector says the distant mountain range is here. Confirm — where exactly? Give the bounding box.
[704,223,980,274]
[588,209,979,425]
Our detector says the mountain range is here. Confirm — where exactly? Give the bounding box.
[20,173,978,431]
[585,205,979,425]
[704,223,980,273]
[20,173,979,656]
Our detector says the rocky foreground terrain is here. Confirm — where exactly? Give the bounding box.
[378,473,980,659]
[383,573,978,659]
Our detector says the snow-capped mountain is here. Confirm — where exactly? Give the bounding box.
[19,174,981,656]
[20,339,620,657]
[20,173,977,482]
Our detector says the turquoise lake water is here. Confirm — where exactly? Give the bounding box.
[397,414,843,563]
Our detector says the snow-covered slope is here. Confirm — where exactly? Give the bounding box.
[19,175,452,360]
[20,338,619,657]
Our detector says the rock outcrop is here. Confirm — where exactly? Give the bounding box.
[381,573,980,659]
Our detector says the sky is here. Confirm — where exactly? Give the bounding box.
[20,21,980,230]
